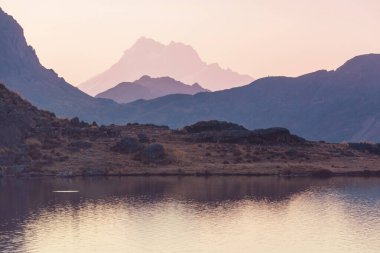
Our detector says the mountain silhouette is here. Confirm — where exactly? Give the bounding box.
[2,8,380,142]
[0,8,121,123]
[96,75,209,103]
[79,37,253,95]
[119,54,380,142]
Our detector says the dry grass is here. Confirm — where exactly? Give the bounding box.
[13,124,380,176]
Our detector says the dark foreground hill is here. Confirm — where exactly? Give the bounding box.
[1,82,380,177]
[96,75,209,103]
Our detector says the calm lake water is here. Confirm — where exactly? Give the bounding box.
[1,177,380,253]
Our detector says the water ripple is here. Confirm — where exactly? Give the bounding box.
[1,177,380,253]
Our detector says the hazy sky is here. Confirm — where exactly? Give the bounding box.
[1,0,380,87]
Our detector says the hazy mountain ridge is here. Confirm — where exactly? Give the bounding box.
[119,54,380,142]
[79,37,254,95]
[96,75,209,103]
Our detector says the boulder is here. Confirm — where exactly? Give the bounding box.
[111,137,143,154]
[138,143,166,164]
[69,117,89,128]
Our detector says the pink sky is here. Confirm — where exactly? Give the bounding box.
[1,0,380,88]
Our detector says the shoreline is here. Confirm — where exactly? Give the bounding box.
[2,169,380,179]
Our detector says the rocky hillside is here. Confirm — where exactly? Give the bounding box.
[0,83,56,148]
[79,37,253,95]
[1,82,380,177]
[0,82,169,174]
[96,75,209,103]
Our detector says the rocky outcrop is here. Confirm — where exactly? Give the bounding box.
[183,120,247,133]
[110,136,169,164]
[182,120,305,145]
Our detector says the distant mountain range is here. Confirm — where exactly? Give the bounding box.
[79,37,254,95]
[1,7,380,142]
[118,54,380,142]
[96,75,209,103]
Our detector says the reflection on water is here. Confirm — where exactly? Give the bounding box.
[1,177,380,253]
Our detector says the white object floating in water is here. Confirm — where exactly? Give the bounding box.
[52,191,79,193]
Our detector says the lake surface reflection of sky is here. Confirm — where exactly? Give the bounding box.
[1,177,380,253]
